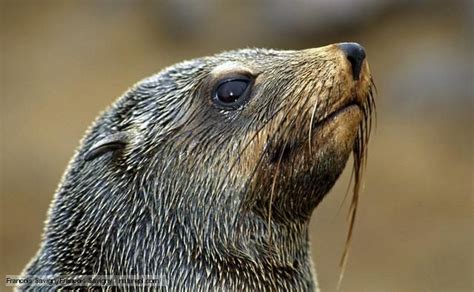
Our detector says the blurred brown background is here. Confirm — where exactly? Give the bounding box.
[1,0,472,291]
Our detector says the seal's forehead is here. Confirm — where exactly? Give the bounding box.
[216,48,289,62]
[210,61,258,77]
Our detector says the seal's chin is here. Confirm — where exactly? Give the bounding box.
[299,103,362,199]
[305,102,362,172]
[256,101,364,217]
[266,100,362,189]
[315,103,361,149]
[267,100,363,169]
[278,102,363,164]
[312,103,363,147]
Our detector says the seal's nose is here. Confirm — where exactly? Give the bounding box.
[338,42,366,80]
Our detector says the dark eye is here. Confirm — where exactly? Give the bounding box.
[213,77,251,107]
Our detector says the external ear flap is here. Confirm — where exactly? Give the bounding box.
[84,132,129,161]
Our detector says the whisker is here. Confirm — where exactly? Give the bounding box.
[336,166,355,217]
[308,79,331,154]
[338,81,376,289]
[267,140,287,243]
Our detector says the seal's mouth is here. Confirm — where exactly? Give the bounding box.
[312,98,362,129]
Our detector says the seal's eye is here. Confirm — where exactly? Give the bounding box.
[213,77,251,108]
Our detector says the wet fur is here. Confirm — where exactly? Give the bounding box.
[21,46,374,291]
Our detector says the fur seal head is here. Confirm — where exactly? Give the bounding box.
[23,43,375,291]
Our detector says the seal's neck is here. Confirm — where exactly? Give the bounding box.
[184,211,316,290]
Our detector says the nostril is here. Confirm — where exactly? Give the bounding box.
[337,42,366,80]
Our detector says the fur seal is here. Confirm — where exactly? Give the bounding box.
[21,43,375,291]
